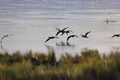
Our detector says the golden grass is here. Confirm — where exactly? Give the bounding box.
[0,49,120,80]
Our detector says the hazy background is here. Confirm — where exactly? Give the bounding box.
[0,0,120,58]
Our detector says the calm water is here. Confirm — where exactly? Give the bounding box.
[0,0,120,58]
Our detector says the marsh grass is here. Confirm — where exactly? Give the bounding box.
[0,49,120,80]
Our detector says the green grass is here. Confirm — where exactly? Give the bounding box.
[0,49,120,80]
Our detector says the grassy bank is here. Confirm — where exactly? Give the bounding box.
[0,50,120,80]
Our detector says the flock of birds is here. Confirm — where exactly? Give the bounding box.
[45,26,120,46]
[45,27,92,45]
[0,19,119,50]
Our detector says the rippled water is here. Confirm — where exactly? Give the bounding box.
[0,0,120,58]
[0,0,120,19]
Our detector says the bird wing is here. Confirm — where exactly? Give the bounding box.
[0,34,12,44]
[1,34,12,40]
[65,30,73,35]
[61,31,65,36]
[45,36,59,43]
[67,35,72,42]
[56,31,61,36]
[111,34,118,38]
[111,34,120,38]
[85,31,91,36]
[62,27,69,31]
[56,28,61,36]
[0,35,8,44]
[56,28,60,31]
[1,35,7,40]
[111,35,116,38]
[56,27,68,36]
[45,38,50,43]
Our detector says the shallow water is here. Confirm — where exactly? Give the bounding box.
[0,0,120,58]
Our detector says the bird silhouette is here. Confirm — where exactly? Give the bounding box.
[59,30,73,36]
[64,30,73,35]
[0,34,13,44]
[81,31,91,38]
[111,34,120,38]
[45,36,59,43]
[56,27,69,36]
[67,35,78,42]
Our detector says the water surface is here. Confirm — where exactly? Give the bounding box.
[0,0,120,58]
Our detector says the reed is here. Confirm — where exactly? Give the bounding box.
[0,49,119,80]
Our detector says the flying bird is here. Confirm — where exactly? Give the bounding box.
[45,36,59,43]
[80,31,91,38]
[0,34,13,44]
[64,30,73,35]
[111,34,120,38]
[67,35,78,42]
[56,27,69,36]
